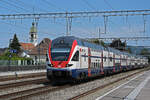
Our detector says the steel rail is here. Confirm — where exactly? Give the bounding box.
[0,78,48,89]
[69,67,150,100]
[0,72,46,82]
[0,67,148,100]
[0,85,71,100]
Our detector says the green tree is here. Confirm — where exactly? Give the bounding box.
[127,48,132,54]
[109,39,126,51]
[140,48,150,55]
[140,48,150,63]
[89,39,106,47]
[9,34,21,54]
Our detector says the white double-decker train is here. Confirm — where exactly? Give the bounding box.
[46,36,148,82]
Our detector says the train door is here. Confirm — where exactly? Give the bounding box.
[88,48,91,76]
[108,52,113,68]
[115,54,120,72]
[131,56,134,67]
[79,47,88,69]
[100,51,104,74]
[113,53,115,72]
[70,47,80,69]
[120,54,122,71]
[74,51,80,69]
[103,50,108,72]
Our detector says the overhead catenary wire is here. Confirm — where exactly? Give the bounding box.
[1,9,150,20]
[0,20,29,31]
[81,0,97,11]
[104,16,108,34]
[0,0,32,13]
[69,17,72,35]
[143,15,146,33]
[0,0,149,48]
[41,0,66,12]
[9,0,35,12]
[14,0,49,12]
[103,0,114,10]
[0,5,20,13]
[0,7,149,42]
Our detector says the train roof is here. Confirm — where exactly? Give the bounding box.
[53,36,105,50]
[52,36,146,59]
[52,36,127,53]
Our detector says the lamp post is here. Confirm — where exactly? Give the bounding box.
[8,39,12,71]
[8,54,11,71]
[38,44,40,65]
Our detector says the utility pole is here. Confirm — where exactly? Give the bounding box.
[104,16,108,34]
[38,44,40,65]
[9,39,12,71]
[98,27,101,38]
[66,13,72,36]
[66,12,69,36]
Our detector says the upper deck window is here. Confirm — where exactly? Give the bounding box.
[51,37,74,49]
[50,37,76,61]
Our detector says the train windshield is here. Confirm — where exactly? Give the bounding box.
[51,48,70,61]
[50,37,74,61]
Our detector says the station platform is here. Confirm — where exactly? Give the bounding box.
[96,70,150,100]
[0,70,46,77]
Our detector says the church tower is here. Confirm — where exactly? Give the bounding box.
[29,22,38,46]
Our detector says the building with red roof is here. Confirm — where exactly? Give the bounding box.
[20,38,51,65]
[19,22,51,65]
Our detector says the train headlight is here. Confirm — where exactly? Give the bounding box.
[66,64,73,67]
[47,64,53,67]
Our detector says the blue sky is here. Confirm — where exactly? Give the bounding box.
[0,0,150,47]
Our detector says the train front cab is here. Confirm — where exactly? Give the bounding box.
[47,44,90,82]
[46,50,79,82]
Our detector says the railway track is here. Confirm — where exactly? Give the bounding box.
[0,84,70,100]
[0,72,46,82]
[69,67,150,100]
[0,67,149,100]
[0,77,48,89]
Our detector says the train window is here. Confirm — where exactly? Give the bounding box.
[81,41,84,46]
[99,63,101,67]
[92,62,94,68]
[97,63,99,67]
[93,62,94,68]
[46,53,49,61]
[84,53,86,61]
[94,62,95,68]
[104,56,106,62]
[72,51,79,61]
[109,57,112,62]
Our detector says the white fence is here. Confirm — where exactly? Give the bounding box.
[0,60,46,66]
